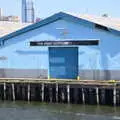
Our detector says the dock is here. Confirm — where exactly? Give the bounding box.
[0,78,120,106]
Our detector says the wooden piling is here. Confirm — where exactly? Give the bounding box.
[96,87,99,105]
[56,83,58,102]
[42,83,44,102]
[27,84,30,101]
[49,86,52,103]
[61,87,65,102]
[3,83,6,100]
[82,88,85,104]
[100,89,106,105]
[113,87,116,106]
[67,85,70,103]
[12,83,15,101]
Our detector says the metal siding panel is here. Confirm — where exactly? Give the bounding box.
[49,47,78,79]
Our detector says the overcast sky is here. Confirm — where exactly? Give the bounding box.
[0,0,120,20]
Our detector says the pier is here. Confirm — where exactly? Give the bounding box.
[0,78,120,106]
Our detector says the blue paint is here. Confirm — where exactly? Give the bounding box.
[16,50,48,55]
[0,12,120,79]
[0,12,119,43]
[49,47,78,79]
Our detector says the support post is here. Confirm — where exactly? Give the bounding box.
[50,86,52,103]
[12,83,15,101]
[4,83,6,100]
[42,83,44,102]
[27,84,30,102]
[82,88,85,104]
[96,87,99,105]
[67,85,70,103]
[56,83,58,102]
[113,87,116,106]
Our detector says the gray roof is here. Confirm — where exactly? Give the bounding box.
[0,21,31,37]
[67,12,120,31]
[0,12,120,42]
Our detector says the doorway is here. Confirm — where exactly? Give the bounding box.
[49,47,78,79]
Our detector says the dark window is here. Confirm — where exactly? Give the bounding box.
[30,40,99,46]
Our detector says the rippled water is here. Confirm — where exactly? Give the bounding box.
[0,101,120,120]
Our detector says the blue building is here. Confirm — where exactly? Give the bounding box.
[0,12,120,80]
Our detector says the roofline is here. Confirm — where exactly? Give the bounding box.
[0,12,63,41]
[0,12,120,42]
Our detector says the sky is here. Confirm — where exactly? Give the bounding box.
[0,0,120,20]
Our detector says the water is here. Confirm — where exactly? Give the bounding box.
[0,101,120,120]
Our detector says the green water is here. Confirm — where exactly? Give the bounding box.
[0,101,120,120]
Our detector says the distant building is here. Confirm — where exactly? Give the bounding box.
[0,16,20,22]
[35,17,41,22]
[7,16,20,22]
[0,8,3,18]
[0,8,20,22]
[22,0,35,23]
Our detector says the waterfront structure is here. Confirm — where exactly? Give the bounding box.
[0,12,120,80]
[0,78,119,106]
[22,0,35,23]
